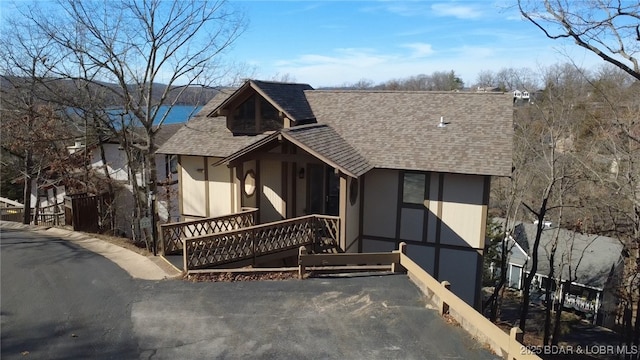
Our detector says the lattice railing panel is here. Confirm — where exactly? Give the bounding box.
[254,218,315,256]
[185,231,254,269]
[315,216,340,246]
[160,208,257,255]
[183,214,340,271]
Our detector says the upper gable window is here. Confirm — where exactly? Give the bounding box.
[260,98,280,131]
[230,94,282,134]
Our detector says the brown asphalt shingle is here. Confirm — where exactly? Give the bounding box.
[157,89,268,157]
[283,124,372,177]
[304,90,513,177]
[159,82,514,177]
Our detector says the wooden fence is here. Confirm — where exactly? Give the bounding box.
[35,204,65,226]
[183,214,339,271]
[298,247,402,277]
[160,208,258,255]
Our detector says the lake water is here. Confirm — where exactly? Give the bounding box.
[157,105,202,124]
[68,105,201,126]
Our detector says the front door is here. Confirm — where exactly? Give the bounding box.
[307,164,339,216]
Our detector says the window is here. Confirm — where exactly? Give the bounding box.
[259,98,281,132]
[229,95,282,134]
[243,170,256,197]
[165,155,178,176]
[169,155,178,174]
[402,173,425,204]
[232,95,257,133]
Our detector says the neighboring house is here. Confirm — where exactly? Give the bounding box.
[31,123,183,235]
[158,80,513,309]
[504,220,624,328]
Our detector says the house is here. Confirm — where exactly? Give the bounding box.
[31,124,183,235]
[157,80,513,309]
[504,220,624,327]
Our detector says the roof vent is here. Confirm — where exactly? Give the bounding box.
[437,116,447,128]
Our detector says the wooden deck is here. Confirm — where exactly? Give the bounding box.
[160,209,340,271]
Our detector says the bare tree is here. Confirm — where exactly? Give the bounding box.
[20,0,247,244]
[576,67,640,346]
[518,0,640,81]
[514,64,588,337]
[0,17,75,223]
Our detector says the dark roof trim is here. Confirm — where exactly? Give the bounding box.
[215,126,369,178]
[207,80,314,123]
[280,126,369,178]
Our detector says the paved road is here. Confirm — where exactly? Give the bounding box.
[1,228,139,359]
[1,227,497,360]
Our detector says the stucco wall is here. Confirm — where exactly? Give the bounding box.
[295,164,306,216]
[439,173,485,248]
[362,169,398,239]
[207,158,233,217]
[180,155,206,217]
[90,143,129,182]
[241,160,257,209]
[344,177,360,253]
[259,159,284,223]
[361,168,488,309]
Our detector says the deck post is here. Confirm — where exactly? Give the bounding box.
[183,239,188,273]
[509,327,524,360]
[391,242,407,273]
[440,280,451,315]
[298,246,307,279]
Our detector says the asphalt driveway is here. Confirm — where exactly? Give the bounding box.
[1,226,497,360]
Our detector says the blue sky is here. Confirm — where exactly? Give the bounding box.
[0,0,605,88]
[229,0,603,87]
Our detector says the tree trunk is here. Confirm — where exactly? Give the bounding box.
[97,134,116,233]
[146,134,159,255]
[633,296,639,346]
[543,279,553,344]
[551,281,568,345]
[22,151,33,224]
[519,198,548,335]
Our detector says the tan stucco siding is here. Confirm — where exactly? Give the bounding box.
[361,238,396,253]
[362,169,398,239]
[260,159,284,223]
[344,177,360,253]
[400,208,423,241]
[426,173,440,242]
[406,243,435,275]
[207,157,233,217]
[181,155,206,217]
[296,165,306,216]
[439,248,481,306]
[439,173,486,249]
[241,160,257,208]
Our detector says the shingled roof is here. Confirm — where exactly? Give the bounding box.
[160,81,514,178]
[157,89,268,157]
[304,90,513,177]
[283,124,372,177]
[210,80,315,123]
[511,221,624,289]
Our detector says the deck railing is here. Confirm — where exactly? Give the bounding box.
[0,205,64,226]
[0,207,24,222]
[35,204,65,226]
[160,208,258,255]
[183,214,339,271]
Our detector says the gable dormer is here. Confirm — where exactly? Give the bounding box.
[228,92,282,134]
[210,80,316,135]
